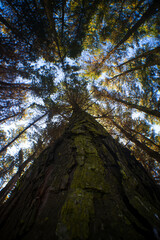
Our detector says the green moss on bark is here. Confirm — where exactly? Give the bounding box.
[56,120,111,239]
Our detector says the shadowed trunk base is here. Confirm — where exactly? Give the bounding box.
[0,110,160,240]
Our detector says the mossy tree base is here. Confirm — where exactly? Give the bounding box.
[0,110,160,240]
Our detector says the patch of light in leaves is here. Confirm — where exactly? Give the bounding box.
[139,36,160,48]
[151,125,160,134]
[54,67,65,85]
[65,57,76,66]
[132,111,145,119]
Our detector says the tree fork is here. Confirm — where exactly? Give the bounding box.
[0,109,160,240]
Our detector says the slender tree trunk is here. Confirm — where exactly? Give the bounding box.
[95,89,160,118]
[0,153,36,204]
[0,112,48,154]
[0,103,47,123]
[97,1,160,68]
[107,62,156,82]
[127,127,160,151]
[109,118,160,162]
[0,16,31,46]
[0,110,25,123]
[0,109,160,240]
[117,46,160,68]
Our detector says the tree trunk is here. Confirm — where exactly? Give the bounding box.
[0,112,48,154]
[107,62,156,82]
[0,109,160,240]
[108,118,160,162]
[98,89,160,118]
[117,46,160,68]
[97,0,160,68]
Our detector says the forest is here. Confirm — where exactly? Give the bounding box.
[0,0,160,239]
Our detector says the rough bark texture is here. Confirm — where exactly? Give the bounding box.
[0,110,160,240]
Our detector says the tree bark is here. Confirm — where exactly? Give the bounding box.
[0,110,160,240]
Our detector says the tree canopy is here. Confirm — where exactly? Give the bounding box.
[0,0,160,191]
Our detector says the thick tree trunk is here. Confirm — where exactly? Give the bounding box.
[0,110,160,240]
